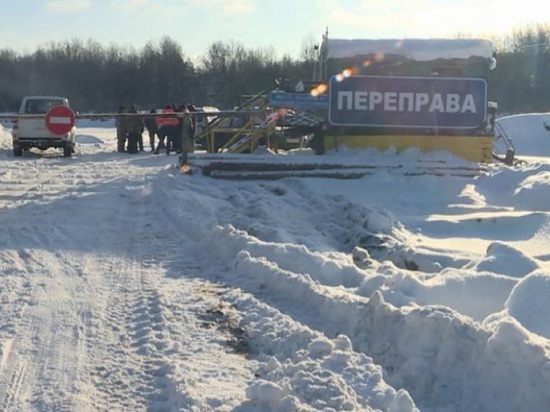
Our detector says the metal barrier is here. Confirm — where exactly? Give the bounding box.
[494,120,516,165]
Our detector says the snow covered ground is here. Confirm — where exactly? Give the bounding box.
[0,113,549,411]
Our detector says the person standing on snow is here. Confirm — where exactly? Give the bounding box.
[154,105,175,154]
[116,105,128,153]
[165,117,180,155]
[144,108,159,152]
[138,123,144,152]
[178,105,194,167]
[126,105,144,154]
[187,103,197,146]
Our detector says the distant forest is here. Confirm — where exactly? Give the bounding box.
[0,25,549,114]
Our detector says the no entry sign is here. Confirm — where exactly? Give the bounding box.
[45,105,75,135]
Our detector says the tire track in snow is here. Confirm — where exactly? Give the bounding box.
[83,181,162,411]
[134,175,255,410]
[0,252,38,412]
[0,153,273,410]
[0,156,149,411]
[89,257,142,411]
[0,158,124,210]
[83,169,254,411]
[0,249,99,412]
[0,358,29,412]
[0,155,139,409]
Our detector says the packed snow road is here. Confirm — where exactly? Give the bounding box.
[0,148,256,411]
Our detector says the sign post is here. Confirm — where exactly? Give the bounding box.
[45,105,75,135]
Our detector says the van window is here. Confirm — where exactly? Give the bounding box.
[25,99,64,114]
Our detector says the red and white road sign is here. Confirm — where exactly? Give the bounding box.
[45,105,75,135]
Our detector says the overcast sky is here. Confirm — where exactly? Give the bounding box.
[0,0,546,60]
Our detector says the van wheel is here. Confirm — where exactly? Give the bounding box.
[63,145,72,157]
[13,146,23,157]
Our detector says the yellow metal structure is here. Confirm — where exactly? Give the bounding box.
[204,92,279,154]
[322,134,494,163]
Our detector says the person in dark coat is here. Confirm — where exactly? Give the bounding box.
[144,108,158,152]
[178,105,194,167]
[138,125,144,152]
[186,103,197,150]
[116,105,128,153]
[126,105,144,154]
[165,122,179,155]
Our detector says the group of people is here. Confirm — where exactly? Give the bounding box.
[115,104,196,166]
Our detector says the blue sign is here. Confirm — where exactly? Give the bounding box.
[269,92,328,109]
[329,75,487,129]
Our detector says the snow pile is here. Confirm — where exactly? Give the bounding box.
[472,241,540,277]
[505,270,550,339]
[497,113,550,157]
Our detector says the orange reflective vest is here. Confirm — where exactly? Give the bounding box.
[155,108,180,127]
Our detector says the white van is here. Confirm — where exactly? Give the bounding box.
[12,96,76,157]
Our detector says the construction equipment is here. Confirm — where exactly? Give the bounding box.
[493,119,516,166]
[194,86,276,154]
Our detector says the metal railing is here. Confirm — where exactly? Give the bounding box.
[493,120,516,165]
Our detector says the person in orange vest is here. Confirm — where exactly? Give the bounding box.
[154,105,179,154]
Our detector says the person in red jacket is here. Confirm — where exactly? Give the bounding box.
[154,105,179,154]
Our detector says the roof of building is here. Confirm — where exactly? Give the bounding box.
[324,38,494,61]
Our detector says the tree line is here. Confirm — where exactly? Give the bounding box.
[0,26,548,115]
[489,25,550,114]
[0,36,314,113]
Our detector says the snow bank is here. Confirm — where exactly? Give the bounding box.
[497,113,550,157]
[472,241,540,277]
[193,223,550,412]
[505,270,550,339]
